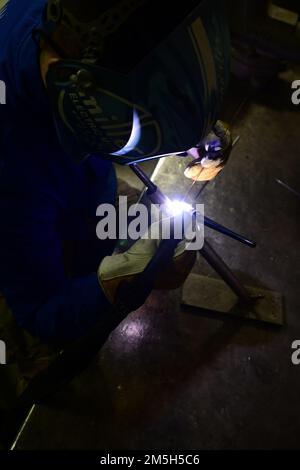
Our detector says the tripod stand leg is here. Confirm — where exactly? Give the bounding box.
[199,240,252,304]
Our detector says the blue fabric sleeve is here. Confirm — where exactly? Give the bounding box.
[0,0,119,343]
[0,190,112,343]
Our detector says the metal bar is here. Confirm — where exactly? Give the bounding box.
[130,163,157,193]
[204,216,256,247]
[199,240,252,304]
[130,163,167,205]
[10,405,36,451]
[276,178,300,200]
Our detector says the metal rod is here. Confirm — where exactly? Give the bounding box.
[130,163,157,193]
[199,240,252,303]
[276,179,300,200]
[10,405,36,450]
[204,216,256,248]
[130,163,167,205]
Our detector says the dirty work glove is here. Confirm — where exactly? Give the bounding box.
[97,219,196,314]
[184,120,232,181]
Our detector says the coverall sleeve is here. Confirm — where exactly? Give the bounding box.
[0,190,112,343]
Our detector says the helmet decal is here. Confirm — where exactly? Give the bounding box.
[43,0,230,164]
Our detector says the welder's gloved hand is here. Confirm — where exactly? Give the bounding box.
[184,121,232,181]
[97,219,196,313]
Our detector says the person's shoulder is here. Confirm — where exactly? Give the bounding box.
[0,0,49,109]
[0,0,46,36]
[0,0,45,68]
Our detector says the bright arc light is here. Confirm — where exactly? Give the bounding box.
[110,110,141,156]
[205,143,222,152]
[165,199,193,216]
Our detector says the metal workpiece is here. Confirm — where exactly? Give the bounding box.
[130,159,283,324]
[130,160,256,305]
[130,162,256,248]
[203,217,256,248]
[199,240,252,304]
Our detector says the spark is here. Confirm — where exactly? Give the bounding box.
[165,199,193,216]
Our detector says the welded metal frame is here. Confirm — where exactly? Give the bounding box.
[131,162,254,305]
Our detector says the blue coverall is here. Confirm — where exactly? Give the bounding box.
[0,0,118,342]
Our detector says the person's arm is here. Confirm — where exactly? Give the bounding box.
[0,190,111,344]
[0,188,196,344]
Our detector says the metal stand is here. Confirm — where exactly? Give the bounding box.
[199,240,252,304]
[130,162,283,325]
[131,163,254,305]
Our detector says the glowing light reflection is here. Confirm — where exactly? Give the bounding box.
[165,199,193,217]
[110,110,141,156]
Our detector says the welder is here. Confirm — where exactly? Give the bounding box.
[0,0,231,408]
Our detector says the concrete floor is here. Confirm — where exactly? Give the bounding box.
[16,70,300,450]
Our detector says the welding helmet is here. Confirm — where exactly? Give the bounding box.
[41,0,230,164]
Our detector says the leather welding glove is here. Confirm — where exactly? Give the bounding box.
[184,120,232,181]
[97,219,196,312]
